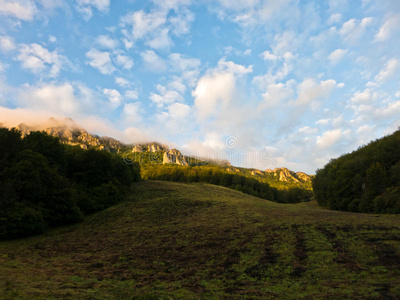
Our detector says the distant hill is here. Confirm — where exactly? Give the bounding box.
[313,129,400,213]
[4,118,313,188]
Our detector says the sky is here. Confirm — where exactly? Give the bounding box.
[0,0,400,174]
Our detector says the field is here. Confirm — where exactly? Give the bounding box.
[1,180,400,299]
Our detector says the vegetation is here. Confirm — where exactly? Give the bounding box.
[0,128,140,240]
[142,164,313,204]
[313,129,400,213]
[1,180,400,299]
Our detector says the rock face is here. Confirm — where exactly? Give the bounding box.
[148,142,168,152]
[163,149,188,166]
[264,167,312,183]
[296,172,311,182]
[13,118,119,152]
[132,145,144,153]
[251,169,264,176]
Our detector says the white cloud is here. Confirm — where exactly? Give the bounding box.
[243,49,252,55]
[350,88,377,104]
[115,77,130,88]
[272,31,299,57]
[339,17,373,44]
[170,10,194,36]
[193,71,236,120]
[169,53,200,72]
[17,43,71,77]
[168,53,201,85]
[96,35,119,49]
[376,100,400,119]
[122,102,142,123]
[156,102,192,134]
[103,88,122,107]
[125,90,139,100]
[327,48,348,64]
[216,57,253,75]
[261,82,294,108]
[120,5,194,50]
[316,119,330,125]
[121,10,172,49]
[86,48,116,75]
[122,10,167,40]
[375,14,400,42]
[141,50,167,72]
[168,78,186,94]
[327,13,342,24]
[0,0,37,21]
[261,50,278,61]
[316,129,349,149]
[167,102,191,119]
[295,79,337,106]
[114,54,134,69]
[0,35,16,52]
[374,58,399,83]
[150,84,184,107]
[147,28,173,49]
[19,83,79,114]
[76,0,110,20]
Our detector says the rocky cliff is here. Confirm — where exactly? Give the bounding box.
[15,119,121,152]
[163,149,188,166]
[264,167,312,183]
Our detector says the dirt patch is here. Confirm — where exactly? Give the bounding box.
[292,226,308,277]
[244,245,278,280]
[316,226,364,272]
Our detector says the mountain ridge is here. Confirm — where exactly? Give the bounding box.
[3,118,312,183]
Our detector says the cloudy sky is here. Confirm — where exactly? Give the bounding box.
[0,0,399,173]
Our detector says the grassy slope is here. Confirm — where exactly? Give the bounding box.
[1,180,400,299]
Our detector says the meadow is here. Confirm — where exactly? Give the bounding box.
[1,180,400,299]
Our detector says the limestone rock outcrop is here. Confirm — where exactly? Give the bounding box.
[163,149,188,166]
[264,167,312,183]
[148,142,168,152]
[132,145,144,153]
[251,169,264,176]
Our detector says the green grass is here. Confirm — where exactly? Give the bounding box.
[1,180,400,299]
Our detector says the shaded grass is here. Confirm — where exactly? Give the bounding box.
[1,180,400,299]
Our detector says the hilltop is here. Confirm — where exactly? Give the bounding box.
[1,180,400,299]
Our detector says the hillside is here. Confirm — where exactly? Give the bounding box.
[313,129,400,213]
[1,180,400,299]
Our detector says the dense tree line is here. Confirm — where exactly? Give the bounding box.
[313,129,400,213]
[0,128,140,239]
[142,164,312,204]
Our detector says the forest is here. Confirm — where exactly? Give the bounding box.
[142,164,313,204]
[313,129,400,213]
[0,128,141,239]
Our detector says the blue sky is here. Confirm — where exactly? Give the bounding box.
[0,0,400,174]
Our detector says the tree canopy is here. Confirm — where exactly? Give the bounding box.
[0,128,140,239]
[313,129,400,213]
